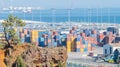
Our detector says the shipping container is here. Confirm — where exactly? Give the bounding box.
[83,29,91,36]
[80,48,84,52]
[25,34,31,43]
[24,29,28,35]
[67,48,71,52]
[54,42,57,47]
[76,37,81,41]
[84,48,88,52]
[39,41,45,47]
[80,33,85,37]
[20,33,24,38]
[76,48,80,52]
[91,30,97,34]
[70,30,74,34]
[21,38,25,43]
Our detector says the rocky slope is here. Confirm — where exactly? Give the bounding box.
[4,45,67,67]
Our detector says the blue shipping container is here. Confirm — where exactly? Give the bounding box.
[39,37,44,42]
[76,38,81,41]
[39,42,45,47]
[54,42,57,47]
[76,48,80,52]
[84,48,88,52]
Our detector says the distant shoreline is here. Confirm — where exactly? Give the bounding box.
[0,20,119,25]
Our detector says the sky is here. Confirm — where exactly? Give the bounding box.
[0,0,120,9]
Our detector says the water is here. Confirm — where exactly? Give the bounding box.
[0,8,120,23]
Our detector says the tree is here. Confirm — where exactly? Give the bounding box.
[2,14,25,48]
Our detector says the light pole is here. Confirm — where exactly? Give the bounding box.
[52,8,56,30]
[68,9,71,30]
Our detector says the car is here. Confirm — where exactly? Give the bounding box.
[103,54,114,63]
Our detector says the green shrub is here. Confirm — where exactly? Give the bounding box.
[39,64,42,67]
[0,44,4,48]
[16,56,26,67]
[50,62,54,67]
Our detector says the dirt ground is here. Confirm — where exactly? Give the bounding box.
[0,50,6,67]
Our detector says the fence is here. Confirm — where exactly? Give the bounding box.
[67,60,120,67]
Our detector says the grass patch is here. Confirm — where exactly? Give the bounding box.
[0,44,4,49]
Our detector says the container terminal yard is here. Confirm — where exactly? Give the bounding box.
[1,0,120,67]
[0,20,120,67]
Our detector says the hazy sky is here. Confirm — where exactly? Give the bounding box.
[0,0,120,9]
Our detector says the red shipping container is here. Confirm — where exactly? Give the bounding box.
[72,26,77,30]
[53,31,58,35]
[74,34,77,38]
[67,37,71,41]
[91,30,96,34]
[109,32,113,35]
[24,29,28,34]
[70,30,74,34]
[67,34,73,38]
[80,33,86,37]
[42,34,48,38]
[80,45,84,48]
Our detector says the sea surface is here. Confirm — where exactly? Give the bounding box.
[0,8,120,23]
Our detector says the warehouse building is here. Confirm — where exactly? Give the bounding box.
[103,43,120,55]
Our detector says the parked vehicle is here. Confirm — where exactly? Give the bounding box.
[103,54,114,63]
[117,55,120,64]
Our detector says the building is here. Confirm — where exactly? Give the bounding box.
[107,27,119,35]
[103,43,120,55]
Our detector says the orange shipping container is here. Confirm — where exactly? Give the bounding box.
[88,47,91,51]
[48,39,51,43]
[99,34,105,39]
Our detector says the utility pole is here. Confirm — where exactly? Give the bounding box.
[52,8,56,30]
[68,9,71,30]
[39,10,42,22]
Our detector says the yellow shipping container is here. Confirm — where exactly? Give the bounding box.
[67,47,71,50]
[20,28,23,32]
[76,42,80,45]
[88,44,91,47]
[67,48,71,52]
[31,38,35,42]
[31,30,38,38]
[67,41,71,45]
[82,45,85,48]
[71,37,75,41]
[80,49,84,52]
[67,46,71,49]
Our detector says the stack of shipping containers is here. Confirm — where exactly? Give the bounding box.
[13,27,117,53]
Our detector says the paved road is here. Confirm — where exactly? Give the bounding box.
[67,47,120,67]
